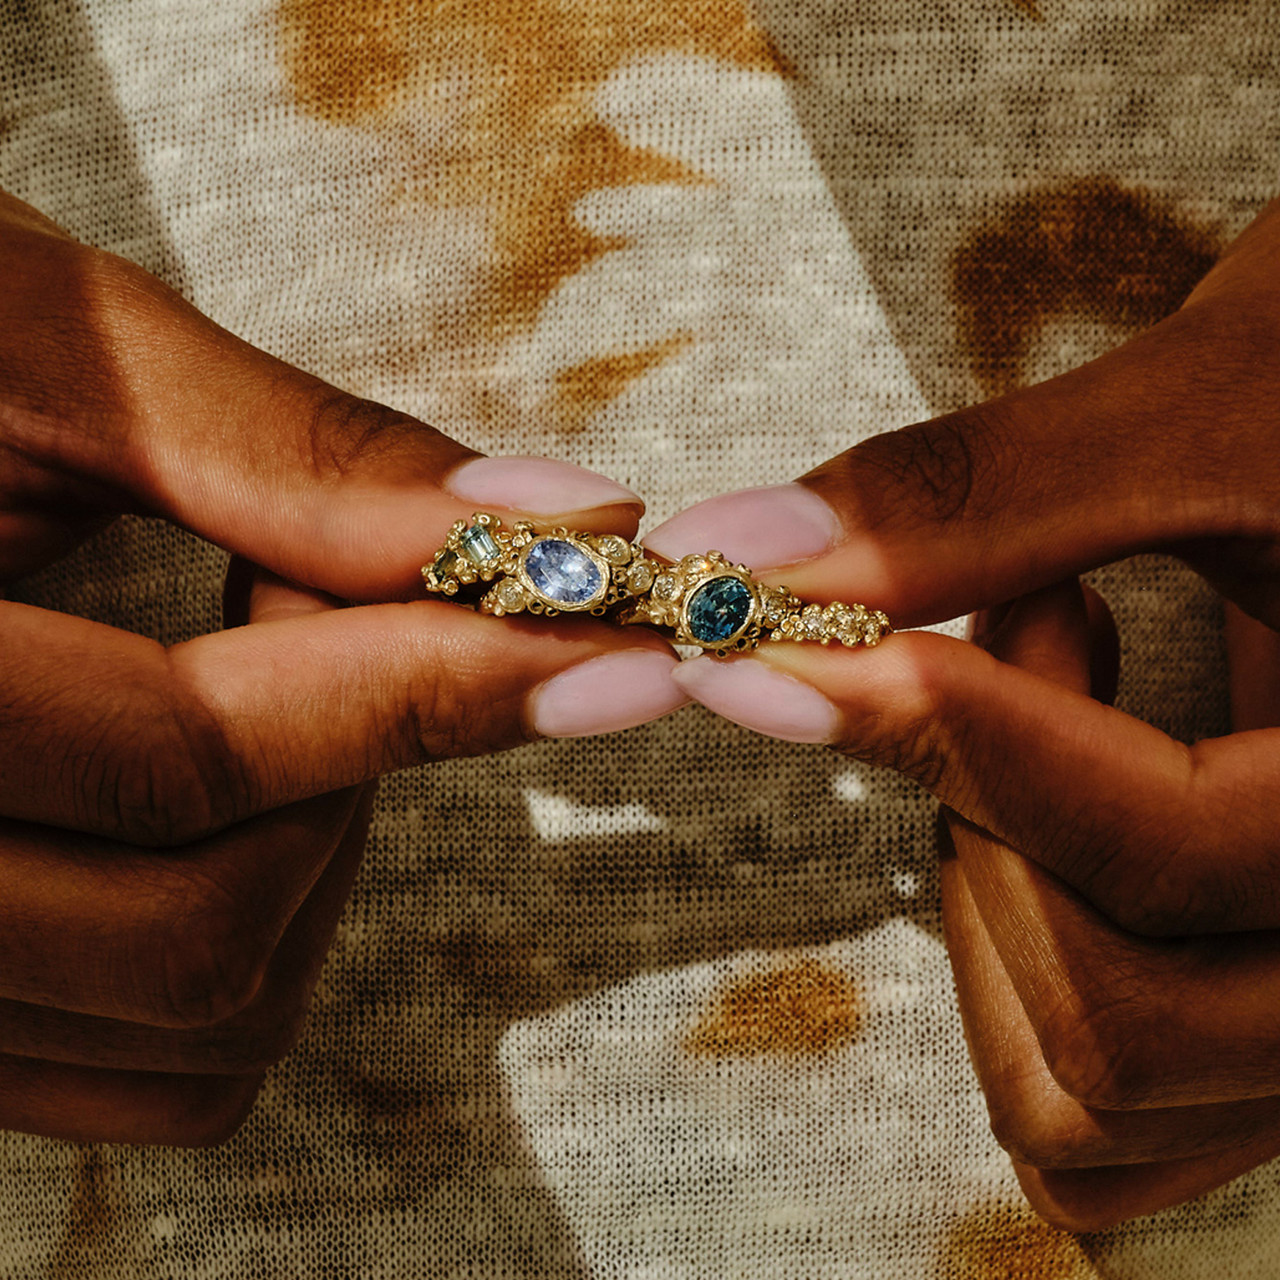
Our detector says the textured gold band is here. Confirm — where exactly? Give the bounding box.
[422,513,657,617]
[423,518,890,654]
[615,551,890,656]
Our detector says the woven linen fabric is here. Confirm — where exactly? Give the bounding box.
[2,0,1278,1275]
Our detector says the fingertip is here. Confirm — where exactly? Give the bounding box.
[249,570,344,624]
[669,654,843,744]
[1083,584,1121,706]
[1225,602,1280,730]
[222,555,255,628]
[225,555,341,630]
[642,484,840,569]
[974,581,1092,695]
[529,647,689,738]
[446,455,644,523]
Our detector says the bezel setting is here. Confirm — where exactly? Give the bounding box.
[422,514,658,618]
[619,552,773,655]
[516,536,610,613]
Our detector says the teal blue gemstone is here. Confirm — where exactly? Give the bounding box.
[459,524,500,565]
[686,576,753,644]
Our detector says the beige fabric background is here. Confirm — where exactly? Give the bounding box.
[2,0,1279,1274]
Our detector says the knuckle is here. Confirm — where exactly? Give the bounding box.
[93,735,215,848]
[839,407,1021,532]
[838,634,966,792]
[1017,1170,1126,1234]
[152,1075,265,1148]
[84,654,249,848]
[986,1082,1097,1170]
[1103,873,1196,938]
[403,634,522,762]
[864,705,947,789]
[1037,983,1161,1110]
[302,389,444,480]
[144,872,273,1030]
[200,997,311,1074]
[1080,819,1226,939]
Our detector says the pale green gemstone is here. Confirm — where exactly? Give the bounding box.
[459,524,500,565]
[431,548,460,579]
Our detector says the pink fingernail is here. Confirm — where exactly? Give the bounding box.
[448,456,642,515]
[643,484,840,568]
[670,657,840,744]
[531,650,689,738]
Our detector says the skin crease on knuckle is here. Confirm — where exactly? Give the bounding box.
[143,867,277,1031]
[824,410,1015,531]
[19,635,218,849]
[987,1078,1107,1171]
[301,386,455,483]
[1028,926,1175,1113]
[112,655,253,850]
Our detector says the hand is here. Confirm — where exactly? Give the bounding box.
[0,189,685,1144]
[643,195,1280,1227]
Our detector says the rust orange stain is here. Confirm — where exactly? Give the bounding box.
[941,1207,1096,1278]
[49,1151,126,1274]
[952,179,1219,397]
[485,124,700,339]
[279,0,786,344]
[554,331,694,432]
[685,959,864,1058]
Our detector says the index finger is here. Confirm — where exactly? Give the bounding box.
[643,211,1280,630]
[0,198,643,596]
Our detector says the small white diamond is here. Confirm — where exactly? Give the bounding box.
[627,561,656,593]
[597,535,631,566]
[653,573,680,601]
[496,580,526,612]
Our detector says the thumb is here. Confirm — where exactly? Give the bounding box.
[0,202,640,599]
[643,301,1260,627]
[666,591,1229,934]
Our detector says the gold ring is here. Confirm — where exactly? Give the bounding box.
[616,551,890,656]
[423,520,891,652]
[422,513,659,617]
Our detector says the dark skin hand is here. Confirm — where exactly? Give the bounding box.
[651,196,1280,1228]
[0,190,682,1144]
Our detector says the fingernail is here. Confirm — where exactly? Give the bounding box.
[531,650,689,738]
[670,657,840,744]
[448,456,642,515]
[643,484,839,568]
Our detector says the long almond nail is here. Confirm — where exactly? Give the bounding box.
[670,657,840,744]
[531,650,688,738]
[448,455,642,515]
[643,484,839,568]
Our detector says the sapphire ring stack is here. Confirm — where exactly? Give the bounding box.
[422,516,891,655]
[422,513,658,617]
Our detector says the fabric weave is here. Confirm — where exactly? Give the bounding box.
[2,0,1276,1274]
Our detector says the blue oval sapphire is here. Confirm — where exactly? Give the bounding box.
[686,575,753,644]
[524,538,605,609]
